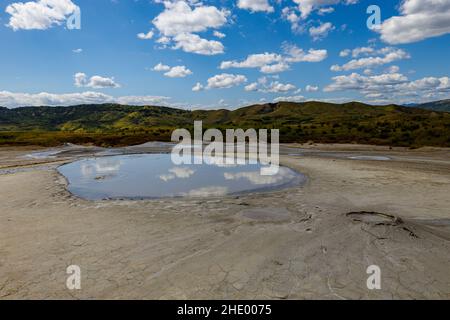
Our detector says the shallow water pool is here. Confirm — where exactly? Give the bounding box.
[58,154,305,200]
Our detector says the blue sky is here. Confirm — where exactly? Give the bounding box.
[0,0,449,109]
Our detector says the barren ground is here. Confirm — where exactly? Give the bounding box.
[0,143,449,299]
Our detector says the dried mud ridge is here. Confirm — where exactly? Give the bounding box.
[346,211,419,239]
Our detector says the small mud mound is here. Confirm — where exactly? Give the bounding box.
[346,211,402,225]
[346,211,418,238]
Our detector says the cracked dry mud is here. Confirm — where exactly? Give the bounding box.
[0,145,449,299]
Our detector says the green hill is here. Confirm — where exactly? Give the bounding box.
[414,99,450,112]
[1,101,449,147]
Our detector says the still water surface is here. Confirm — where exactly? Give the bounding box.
[58,154,305,200]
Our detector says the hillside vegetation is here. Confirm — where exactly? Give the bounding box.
[414,99,450,112]
[0,101,449,147]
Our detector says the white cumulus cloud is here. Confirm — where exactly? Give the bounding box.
[164,65,193,78]
[273,95,306,103]
[306,85,319,92]
[152,0,228,55]
[173,33,224,55]
[292,0,358,19]
[192,82,204,92]
[74,73,121,89]
[378,0,450,44]
[245,82,259,92]
[153,63,171,71]
[137,30,154,40]
[309,22,334,41]
[213,30,226,38]
[153,63,193,78]
[206,73,247,89]
[331,47,410,72]
[324,70,450,103]
[264,81,296,93]
[237,0,274,13]
[245,80,297,93]
[6,0,79,30]
[0,91,171,108]
[220,44,327,74]
[153,1,228,37]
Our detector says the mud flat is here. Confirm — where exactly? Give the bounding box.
[0,144,449,299]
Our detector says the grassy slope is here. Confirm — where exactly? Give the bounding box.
[414,99,450,112]
[0,101,449,147]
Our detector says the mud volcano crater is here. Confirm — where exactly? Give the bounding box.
[58,153,306,200]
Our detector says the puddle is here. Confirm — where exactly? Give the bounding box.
[58,154,305,200]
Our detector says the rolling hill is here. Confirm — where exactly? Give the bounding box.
[413,99,450,112]
[1,101,449,147]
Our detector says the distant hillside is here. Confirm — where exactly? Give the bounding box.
[413,99,450,112]
[0,104,192,131]
[1,101,450,147]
